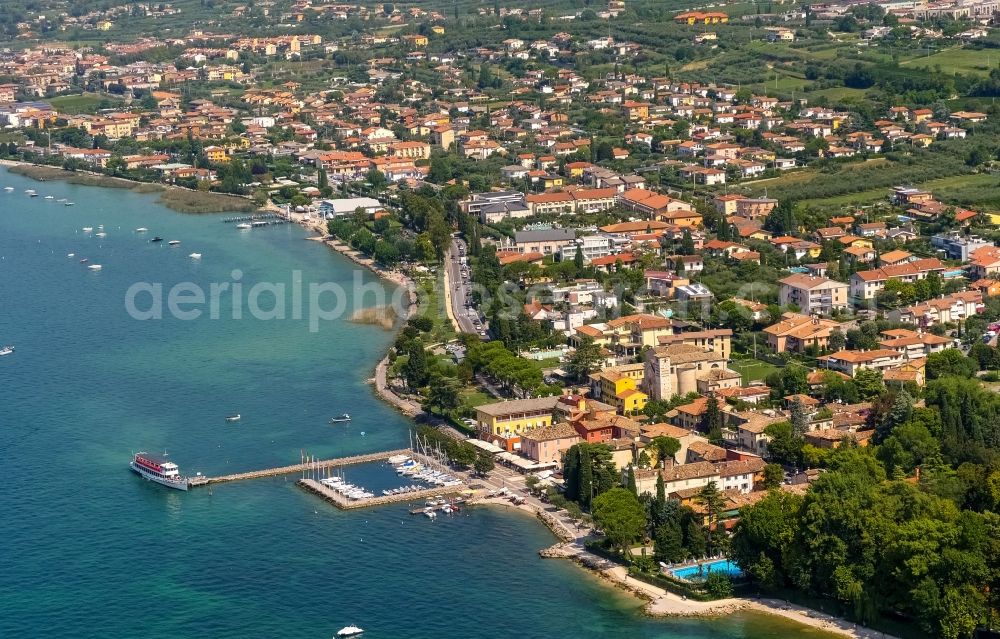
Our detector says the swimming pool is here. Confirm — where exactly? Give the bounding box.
[670,559,744,581]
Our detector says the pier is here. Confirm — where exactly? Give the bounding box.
[222,213,291,224]
[187,448,412,486]
[297,478,466,510]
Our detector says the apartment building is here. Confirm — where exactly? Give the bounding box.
[505,229,575,256]
[818,349,906,378]
[778,274,849,315]
[849,258,946,303]
[763,312,841,353]
[888,291,983,327]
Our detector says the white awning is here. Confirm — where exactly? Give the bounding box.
[466,439,505,455]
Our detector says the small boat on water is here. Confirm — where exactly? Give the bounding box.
[29,193,38,198]
[44,195,54,200]
[95,232,107,238]
[130,452,190,491]
[64,202,74,206]
[336,626,364,637]
[225,414,241,422]
[67,253,74,257]
[24,189,35,194]
[82,227,93,233]
[135,227,149,233]
[189,253,202,259]
[329,413,351,423]
[168,240,180,246]
[79,258,88,264]
[3,186,13,192]
[236,223,252,230]
[87,264,102,271]
[150,237,163,243]
[0,345,14,356]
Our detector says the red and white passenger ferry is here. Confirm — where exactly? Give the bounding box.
[130,452,190,491]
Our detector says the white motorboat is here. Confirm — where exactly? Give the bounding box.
[0,345,14,356]
[65,202,74,206]
[44,195,54,199]
[336,625,364,637]
[329,413,351,423]
[135,227,149,233]
[24,189,35,194]
[3,186,13,192]
[87,264,102,271]
[67,253,74,257]
[82,227,93,233]
[95,232,107,238]
[225,414,241,422]
[189,253,202,259]
[168,240,180,246]
[236,223,252,230]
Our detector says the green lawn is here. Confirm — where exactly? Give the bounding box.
[800,172,998,212]
[899,46,997,77]
[460,389,493,410]
[806,86,870,102]
[46,93,120,114]
[414,270,458,344]
[731,358,779,384]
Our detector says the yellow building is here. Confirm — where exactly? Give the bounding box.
[591,366,648,415]
[841,237,874,249]
[431,26,445,34]
[204,146,229,163]
[475,397,557,451]
[543,175,564,189]
[97,20,113,31]
[403,34,429,47]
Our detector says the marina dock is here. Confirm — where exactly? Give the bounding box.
[187,448,412,486]
[297,478,466,510]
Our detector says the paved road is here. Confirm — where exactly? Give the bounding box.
[446,236,484,336]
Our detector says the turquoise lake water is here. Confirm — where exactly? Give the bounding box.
[0,167,840,638]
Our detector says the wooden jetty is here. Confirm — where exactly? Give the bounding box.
[188,448,411,487]
[297,479,466,510]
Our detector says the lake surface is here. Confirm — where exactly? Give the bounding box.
[0,167,840,638]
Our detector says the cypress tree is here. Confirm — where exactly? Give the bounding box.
[578,445,593,510]
[656,473,666,503]
[626,466,637,495]
[563,445,580,502]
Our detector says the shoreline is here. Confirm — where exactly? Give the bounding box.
[5,160,889,638]
[0,159,258,213]
[543,539,899,639]
[286,211,424,418]
[472,494,897,639]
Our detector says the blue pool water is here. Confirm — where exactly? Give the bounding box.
[671,559,744,581]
